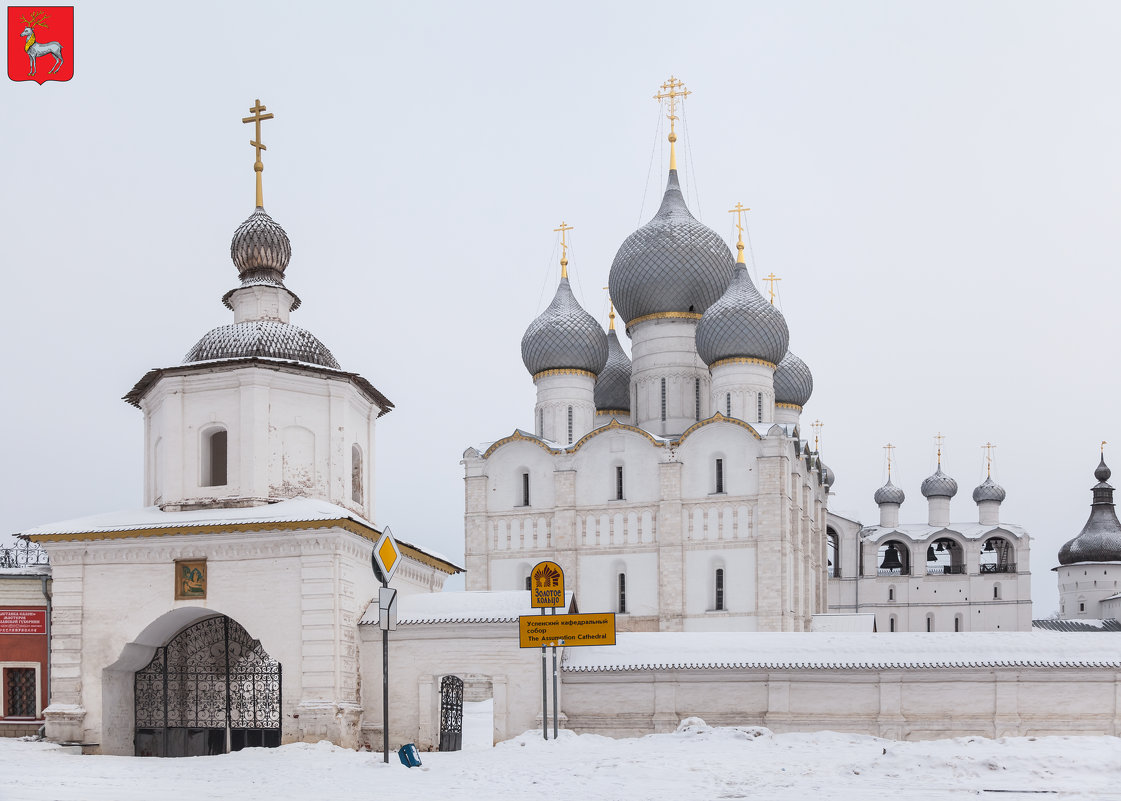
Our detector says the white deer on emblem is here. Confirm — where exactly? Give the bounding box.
[19,11,64,77]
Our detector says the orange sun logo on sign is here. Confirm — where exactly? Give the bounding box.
[8,6,72,84]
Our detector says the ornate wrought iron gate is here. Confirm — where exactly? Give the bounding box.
[438,675,464,751]
[134,615,281,757]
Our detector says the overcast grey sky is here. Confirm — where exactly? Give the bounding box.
[3,1,1120,614]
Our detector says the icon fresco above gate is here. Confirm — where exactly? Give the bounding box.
[174,559,206,600]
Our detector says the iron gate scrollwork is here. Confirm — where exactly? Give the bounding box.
[438,675,464,751]
[135,615,281,757]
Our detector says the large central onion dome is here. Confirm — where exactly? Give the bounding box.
[695,263,789,366]
[609,171,735,325]
[773,350,814,407]
[521,277,608,377]
[1058,456,1121,564]
[921,467,959,499]
[594,324,632,413]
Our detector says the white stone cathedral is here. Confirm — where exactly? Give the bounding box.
[463,107,830,632]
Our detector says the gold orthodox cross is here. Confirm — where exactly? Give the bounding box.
[764,272,781,305]
[812,420,823,452]
[884,443,896,478]
[727,202,749,263]
[654,76,690,169]
[554,221,573,277]
[1102,440,1108,455]
[242,99,274,207]
[934,432,945,467]
[602,286,616,331]
[982,442,996,478]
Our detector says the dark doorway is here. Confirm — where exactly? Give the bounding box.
[134,615,281,757]
[438,675,464,751]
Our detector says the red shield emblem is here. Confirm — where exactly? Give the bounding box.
[8,6,72,84]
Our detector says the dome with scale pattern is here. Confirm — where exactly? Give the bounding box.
[184,320,340,368]
[874,479,906,505]
[594,328,632,412]
[231,206,291,282]
[521,277,607,377]
[921,468,958,499]
[773,350,813,407]
[695,264,789,367]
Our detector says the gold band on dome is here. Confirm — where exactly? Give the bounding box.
[596,409,629,416]
[627,311,703,328]
[709,356,777,370]
[775,402,803,411]
[532,368,598,382]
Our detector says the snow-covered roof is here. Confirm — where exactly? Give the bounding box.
[359,590,574,626]
[19,498,461,571]
[810,614,875,632]
[561,631,1121,672]
[861,522,1028,544]
[1033,619,1121,632]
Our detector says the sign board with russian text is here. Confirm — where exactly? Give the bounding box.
[518,613,616,648]
[529,560,565,608]
[0,608,46,635]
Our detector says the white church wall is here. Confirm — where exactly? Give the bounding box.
[578,551,659,622]
[571,432,661,506]
[676,424,761,499]
[483,442,556,511]
[682,547,757,629]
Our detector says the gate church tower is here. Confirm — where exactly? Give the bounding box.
[26,102,458,755]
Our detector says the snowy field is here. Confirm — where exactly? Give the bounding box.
[4,710,1121,801]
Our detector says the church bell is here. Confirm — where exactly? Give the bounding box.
[880,543,903,571]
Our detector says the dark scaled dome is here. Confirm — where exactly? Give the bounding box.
[822,463,835,489]
[773,350,814,407]
[231,207,292,281]
[521,277,608,377]
[972,476,1007,503]
[874,479,906,505]
[921,468,958,499]
[184,321,340,369]
[695,264,789,366]
[1058,456,1121,564]
[595,328,632,412]
[609,171,735,325]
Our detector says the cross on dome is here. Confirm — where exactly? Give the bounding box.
[242,98,274,208]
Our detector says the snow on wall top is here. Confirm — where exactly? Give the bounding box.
[561,631,1121,672]
[861,522,1029,543]
[360,590,574,626]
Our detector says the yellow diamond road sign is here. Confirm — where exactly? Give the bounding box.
[373,527,401,583]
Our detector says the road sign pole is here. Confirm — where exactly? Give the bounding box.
[541,607,547,740]
[552,641,559,739]
[382,577,389,764]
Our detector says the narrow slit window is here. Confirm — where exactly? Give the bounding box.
[715,568,725,611]
[567,406,573,444]
[660,378,667,422]
[756,393,763,423]
[618,573,627,614]
[525,575,531,591]
[889,616,896,632]
[926,616,933,632]
[695,378,701,422]
[715,458,724,494]
[615,465,624,501]
[726,393,731,417]
[538,408,543,437]
[351,444,363,504]
[521,472,530,507]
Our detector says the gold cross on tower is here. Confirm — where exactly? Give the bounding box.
[654,76,691,170]
[934,432,945,468]
[727,202,750,264]
[982,442,996,478]
[764,272,781,305]
[554,221,574,278]
[242,99,275,208]
[884,442,896,479]
[812,420,823,452]
[602,286,616,331]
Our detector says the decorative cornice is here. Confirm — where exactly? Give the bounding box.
[532,368,598,382]
[596,410,630,417]
[570,418,665,452]
[775,402,803,411]
[626,311,703,330]
[482,429,560,460]
[679,412,761,443]
[710,356,777,370]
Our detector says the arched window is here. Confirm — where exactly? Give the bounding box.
[201,427,227,487]
[524,575,531,591]
[980,536,1015,573]
[714,568,725,611]
[715,458,724,494]
[993,584,1001,600]
[617,573,627,614]
[520,472,530,507]
[889,615,897,632]
[827,528,840,578]
[877,540,910,576]
[954,614,963,632]
[887,586,895,602]
[615,465,624,501]
[926,614,934,632]
[351,444,363,504]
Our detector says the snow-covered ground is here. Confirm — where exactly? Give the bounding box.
[4,721,1121,801]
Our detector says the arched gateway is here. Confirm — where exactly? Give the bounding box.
[134,615,280,757]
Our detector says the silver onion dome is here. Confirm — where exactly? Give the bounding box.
[1058,457,1121,564]
[608,170,735,325]
[920,468,959,499]
[695,264,790,366]
[184,320,340,369]
[874,479,906,505]
[595,328,632,412]
[822,462,835,489]
[972,476,1007,503]
[773,350,814,407]
[521,277,608,377]
[231,207,292,281]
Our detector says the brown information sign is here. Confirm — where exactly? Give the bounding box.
[529,560,565,608]
[519,613,616,648]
